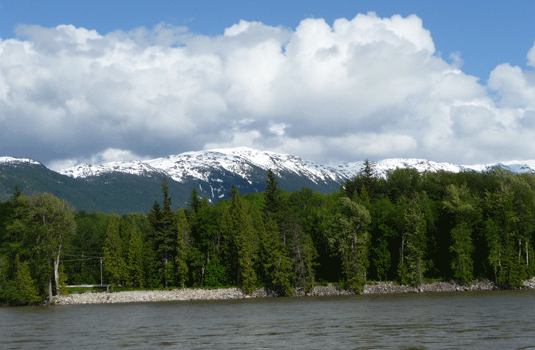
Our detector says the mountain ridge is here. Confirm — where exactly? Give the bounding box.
[55,147,535,180]
[3,148,535,214]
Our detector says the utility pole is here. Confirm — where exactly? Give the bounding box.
[100,257,103,285]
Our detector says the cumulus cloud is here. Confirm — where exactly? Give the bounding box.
[2,13,535,168]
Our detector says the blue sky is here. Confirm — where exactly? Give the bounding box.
[1,0,535,168]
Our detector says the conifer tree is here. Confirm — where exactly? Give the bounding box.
[228,185,258,293]
[264,169,281,217]
[370,198,397,281]
[237,215,258,294]
[103,217,126,287]
[158,178,176,288]
[15,255,41,303]
[359,159,377,200]
[148,201,162,242]
[127,227,144,288]
[443,184,476,285]
[220,205,238,284]
[175,209,189,287]
[328,197,371,292]
[263,218,294,295]
[398,193,427,287]
[291,220,317,293]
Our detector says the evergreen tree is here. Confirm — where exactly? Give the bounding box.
[369,198,397,281]
[14,255,41,303]
[263,218,294,295]
[103,217,126,287]
[157,178,176,288]
[127,227,144,288]
[398,193,428,287]
[237,215,258,294]
[228,185,258,293]
[148,201,162,242]
[175,209,189,288]
[188,188,201,216]
[220,205,238,284]
[328,197,371,292]
[264,169,281,217]
[359,159,378,201]
[291,221,317,293]
[443,184,477,285]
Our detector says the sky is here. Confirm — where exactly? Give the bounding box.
[1,0,535,170]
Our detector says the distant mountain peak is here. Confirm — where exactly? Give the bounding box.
[55,149,535,184]
[0,156,41,166]
[4,148,535,214]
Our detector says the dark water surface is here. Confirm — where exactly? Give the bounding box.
[2,290,535,349]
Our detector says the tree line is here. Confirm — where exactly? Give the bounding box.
[2,164,535,305]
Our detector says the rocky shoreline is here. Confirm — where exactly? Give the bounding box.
[52,277,535,305]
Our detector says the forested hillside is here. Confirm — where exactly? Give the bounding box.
[2,164,535,305]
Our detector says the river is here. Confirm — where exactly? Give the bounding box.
[2,290,535,349]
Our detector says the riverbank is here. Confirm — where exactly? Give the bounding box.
[52,277,535,305]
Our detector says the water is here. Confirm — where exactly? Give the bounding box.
[2,290,535,349]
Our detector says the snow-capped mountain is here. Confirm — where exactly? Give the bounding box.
[59,147,346,185]
[56,147,535,184]
[0,156,41,166]
[334,158,465,179]
[59,160,167,179]
[4,148,535,214]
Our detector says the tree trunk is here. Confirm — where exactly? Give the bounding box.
[48,277,53,304]
[526,241,529,266]
[53,244,62,294]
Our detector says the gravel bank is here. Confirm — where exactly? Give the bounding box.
[52,278,535,305]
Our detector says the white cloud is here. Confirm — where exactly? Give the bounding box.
[48,148,149,171]
[268,122,287,136]
[2,14,535,167]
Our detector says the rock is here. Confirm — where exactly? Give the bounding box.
[52,277,535,306]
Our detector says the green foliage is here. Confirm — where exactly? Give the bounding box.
[264,169,281,217]
[4,165,535,302]
[15,256,41,303]
[204,258,229,287]
[443,184,477,284]
[328,197,371,292]
[369,198,397,281]
[398,193,427,287]
[127,227,144,288]
[263,218,294,295]
[175,209,189,287]
[57,263,69,295]
[103,217,126,287]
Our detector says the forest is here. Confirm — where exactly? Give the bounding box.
[2,162,535,305]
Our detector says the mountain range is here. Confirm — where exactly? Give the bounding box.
[2,147,535,214]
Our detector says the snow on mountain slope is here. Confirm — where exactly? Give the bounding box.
[336,158,464,179]
[56,147,535,183]
[58,161,167,178]
[0,157,41,166]
[144,147,343,184]
[461,161,535,174]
